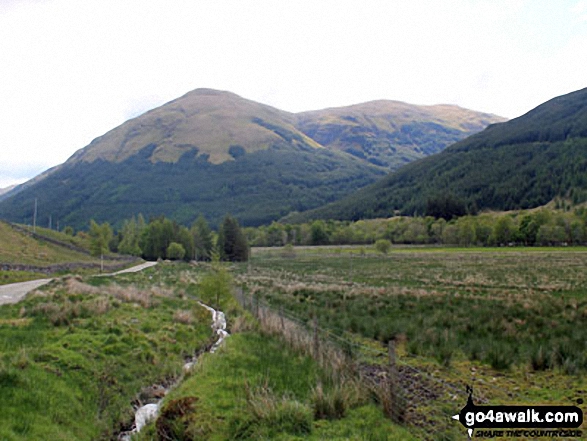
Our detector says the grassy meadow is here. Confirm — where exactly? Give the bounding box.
[0,261,412,440]
[2,247,586,440]
[234,246,587,438]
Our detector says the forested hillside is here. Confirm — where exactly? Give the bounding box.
[284,87,587,223]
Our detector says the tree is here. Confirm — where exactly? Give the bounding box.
[217,215,249,262]
[493,216,516,245]
[89,220,113,257]
[175,226,194,262]
[89,220,113,272]
[310,220,329,245]
[519,214,540,246]
[191,215,213,261]
[426,194,467,220]
[139,217,175,260]
[457,218,476,246]
[118,216,142,256]
[167,242,186,260]
[374,239,391,254]
[198,259,233,310]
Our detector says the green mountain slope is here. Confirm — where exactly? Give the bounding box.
[0,143,383,229]
[0,89,502,229]
[283,87,587,223]
[295,100,505,168]
[69,88,322,165]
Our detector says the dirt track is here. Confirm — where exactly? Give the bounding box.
[0,261,158,306]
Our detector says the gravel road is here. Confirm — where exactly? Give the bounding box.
[0,278,53,305]
[0,261,158,305]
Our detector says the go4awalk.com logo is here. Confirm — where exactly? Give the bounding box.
[452,387,583,439]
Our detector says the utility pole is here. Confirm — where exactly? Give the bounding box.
[33,198,37,233]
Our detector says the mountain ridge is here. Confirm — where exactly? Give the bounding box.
[0,88,505,229]
[282,87,587,223]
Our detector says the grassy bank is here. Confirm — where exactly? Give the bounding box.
[0,221,137,285]
[139,331,415,440]
[0,263,212,440]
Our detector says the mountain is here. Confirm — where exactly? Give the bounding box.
[295,101,504,169]
[283,87,587,223]
[0,185,17,197]
[0,89,502,229]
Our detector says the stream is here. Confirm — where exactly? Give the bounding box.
[119,301,229,440]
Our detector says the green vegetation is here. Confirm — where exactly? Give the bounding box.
[374,239,391,254]
[89,220,113,258]
[0,263,214,440]
[192,214,214,261]
[248,205,587,247]
[236,246,587,437]
[296,100,504,169]
[138,330,413,440]
[0,142,384,230]
[242,247,587,374]
[217,215,249,262]
[0,221,95,267]
[0,221,134,284]
[0,88,503,231]
[285,87,587,223]
[111,213,247,262]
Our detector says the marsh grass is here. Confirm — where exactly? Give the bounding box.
[150,331,415,440]
[240,249,587,373]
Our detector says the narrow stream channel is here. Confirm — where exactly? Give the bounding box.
[119,301,229,440]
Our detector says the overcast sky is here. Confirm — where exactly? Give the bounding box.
[1,0,586,188]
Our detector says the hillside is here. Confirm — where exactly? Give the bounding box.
[0,89,502,229]
[0,185,17,197]
[0,221,136,284]
[283,87,587,223]
[296,100,504,168]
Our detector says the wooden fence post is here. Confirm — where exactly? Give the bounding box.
[388,340,403,423]
[313,314,319,361]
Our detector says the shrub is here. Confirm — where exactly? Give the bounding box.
[374,239,391,254]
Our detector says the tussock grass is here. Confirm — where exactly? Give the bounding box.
[241,250,587,373]
[0,263,214,441]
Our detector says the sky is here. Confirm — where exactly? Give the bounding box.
[1,0,586,188]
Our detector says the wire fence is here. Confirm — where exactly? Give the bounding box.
[233,285,521,439]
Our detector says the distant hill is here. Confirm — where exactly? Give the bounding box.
[283,87,587,223]
[295,100,504,169]
[0,185,16,197]
[0,89,502,229]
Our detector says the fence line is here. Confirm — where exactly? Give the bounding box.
[233,285,522,438]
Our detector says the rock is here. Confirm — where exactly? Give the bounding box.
[135,403,159,432]
[183,360,196,373]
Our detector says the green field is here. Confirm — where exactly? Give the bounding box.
[0,262,412,440]
[235,246,587,438]
[2,248,586,440]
